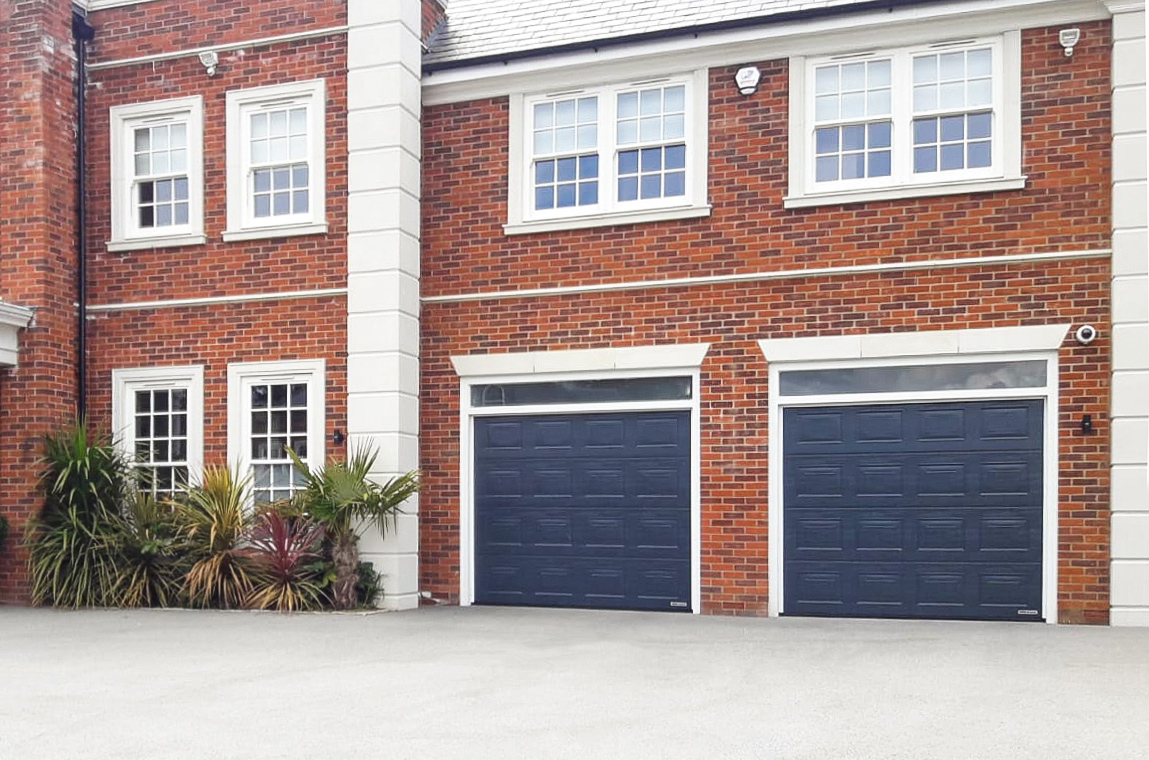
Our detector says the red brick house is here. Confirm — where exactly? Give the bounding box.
[0,0,1145,625]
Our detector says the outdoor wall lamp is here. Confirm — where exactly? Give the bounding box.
[198,50,219,76]
[333,429,346,446]
[1059,28,1080,57]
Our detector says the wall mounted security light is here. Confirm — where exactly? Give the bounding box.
[1059,28,1080,57]
[198,51,219,77]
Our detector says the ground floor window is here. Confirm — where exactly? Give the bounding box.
[227,359,325,504]
[112,365,205,497]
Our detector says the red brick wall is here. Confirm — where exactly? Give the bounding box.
[422,0,446,42]
[0,2,349,603]
[0,1,83,603]
[88,0,345,62]
[81,4,349,459]
[419,22,1113,622]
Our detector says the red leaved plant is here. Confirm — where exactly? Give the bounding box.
[245,511,326,612]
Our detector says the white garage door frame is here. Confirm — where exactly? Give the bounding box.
[451,344,710,613]
[761,325,1070,623]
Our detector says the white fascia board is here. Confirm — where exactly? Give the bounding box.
[758,324,1070,363]
[422,0,1109,105]
[451,343,712,378]
[80,0,166,10]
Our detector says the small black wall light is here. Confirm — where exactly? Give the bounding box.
[1081,414,1093,435]
[333,429,346,446]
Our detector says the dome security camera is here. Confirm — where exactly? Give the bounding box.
[1075,325,1098,345]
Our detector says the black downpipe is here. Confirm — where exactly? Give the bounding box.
[72,12,94,421]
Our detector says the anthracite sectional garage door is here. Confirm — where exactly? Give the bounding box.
[474,411,691,611]
[783,400,1043,621]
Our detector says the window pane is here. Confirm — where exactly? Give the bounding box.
[555,99,575,125]
[134,128,151,152]
[579,154,599,177]
[779,361,1048,396]
[535,187,555,209]
[664,171,685,196]
[913,55,937,84]
[869,122,891,149]
[913,85,937,112]
[640,174,661,199]
[618,150,639,175]
[579,181,598,205]
[534,103,553,128]
[940,115,965,142]
[639,116,661,142]
[869,150,891,177]
[618,176,638,201]
[869,60,891,87]
[968,140,992,168]
[556,184,576,207]
[914,146,937,173]
[816,156,838,182]
[665,145,686,170]
[815,66,838,94]
[535,160,555,184]
[472,377,692,406]
[940,143,964,170]
[271,384,287,407]
[617,92,638,118]
[663,86,685,112]
[254,195,271,217]
[556,157,576,182]
[815,127,839,154]
[968,78,992,107]
[968,48,993,77]
[841,153,864,180]
[577,97,597,121]
[842,125,865,151]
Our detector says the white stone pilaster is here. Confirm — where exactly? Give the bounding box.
[346,0,423,610]
[1106,1,1149,627]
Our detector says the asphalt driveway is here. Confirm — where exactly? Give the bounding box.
[1,605,1146,759]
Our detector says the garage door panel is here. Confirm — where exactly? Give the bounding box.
[786,507,1042,562]
[476,556,690,610]
[786,561,1042,620]
[784,400,1043,621]
[786,401,1043,453]
[475,411,691,612]
[786,452,1042,508]
[477,414,690,460]
[478,507,689,558]
[476,457,689,506]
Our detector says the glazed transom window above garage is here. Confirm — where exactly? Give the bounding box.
[108,97,205,252]
[786,33,1023,208]
[507,70,710,234]
[224,80,327,242]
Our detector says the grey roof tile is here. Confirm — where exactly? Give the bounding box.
[425,0,889,67]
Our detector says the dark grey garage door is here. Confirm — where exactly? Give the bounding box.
[784,400,1043,621]
[474,411,691,611]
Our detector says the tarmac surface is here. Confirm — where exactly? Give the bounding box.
[2,605,1147,759]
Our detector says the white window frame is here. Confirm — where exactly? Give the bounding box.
[108,96,205,252]
[223,80,328,242]
[786,32,1025,209]
[111,365,205,491]
[226,359,325,502]
[505,69,711,235]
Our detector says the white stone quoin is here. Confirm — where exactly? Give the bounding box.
[346,0,423,610]
[1106,0,1149,627]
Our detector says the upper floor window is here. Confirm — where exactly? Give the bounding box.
[507,70,710,235]
[224,80,327,242]
[786,33,1024,208]
[112,365,205,497]
[108,97,205,252]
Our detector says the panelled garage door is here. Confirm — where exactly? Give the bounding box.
[474,411,691,611]
[783,400,1043,621]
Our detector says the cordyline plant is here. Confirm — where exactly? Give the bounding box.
[286,446,419,610]
[246,510,326,612]
[112,495,186,609]
[27,424,131,608]
[177,465,255,609]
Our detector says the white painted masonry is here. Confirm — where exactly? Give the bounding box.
[1106,0,1149,627]
[346,0,423,610]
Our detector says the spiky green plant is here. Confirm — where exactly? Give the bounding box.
[287,447,419,610]
[245,510,326,612]
[110,495,186,608]
[0,513,9,555]
[177,465,255,609]
[26,424,131,608]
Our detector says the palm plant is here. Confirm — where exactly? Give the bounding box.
[26,424,131,608]
[245,510,326,612]
[177,465,255,609]
[287,447,419,610]
[110,495,186,608]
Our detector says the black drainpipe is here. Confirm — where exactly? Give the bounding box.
[72,10,94,421]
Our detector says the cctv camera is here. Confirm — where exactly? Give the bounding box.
[1074,325,1098,345]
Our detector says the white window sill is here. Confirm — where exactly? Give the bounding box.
[106,234,207,253]
[221,222,329,243]
[504,204,711,236]
[784,176,1027,209]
